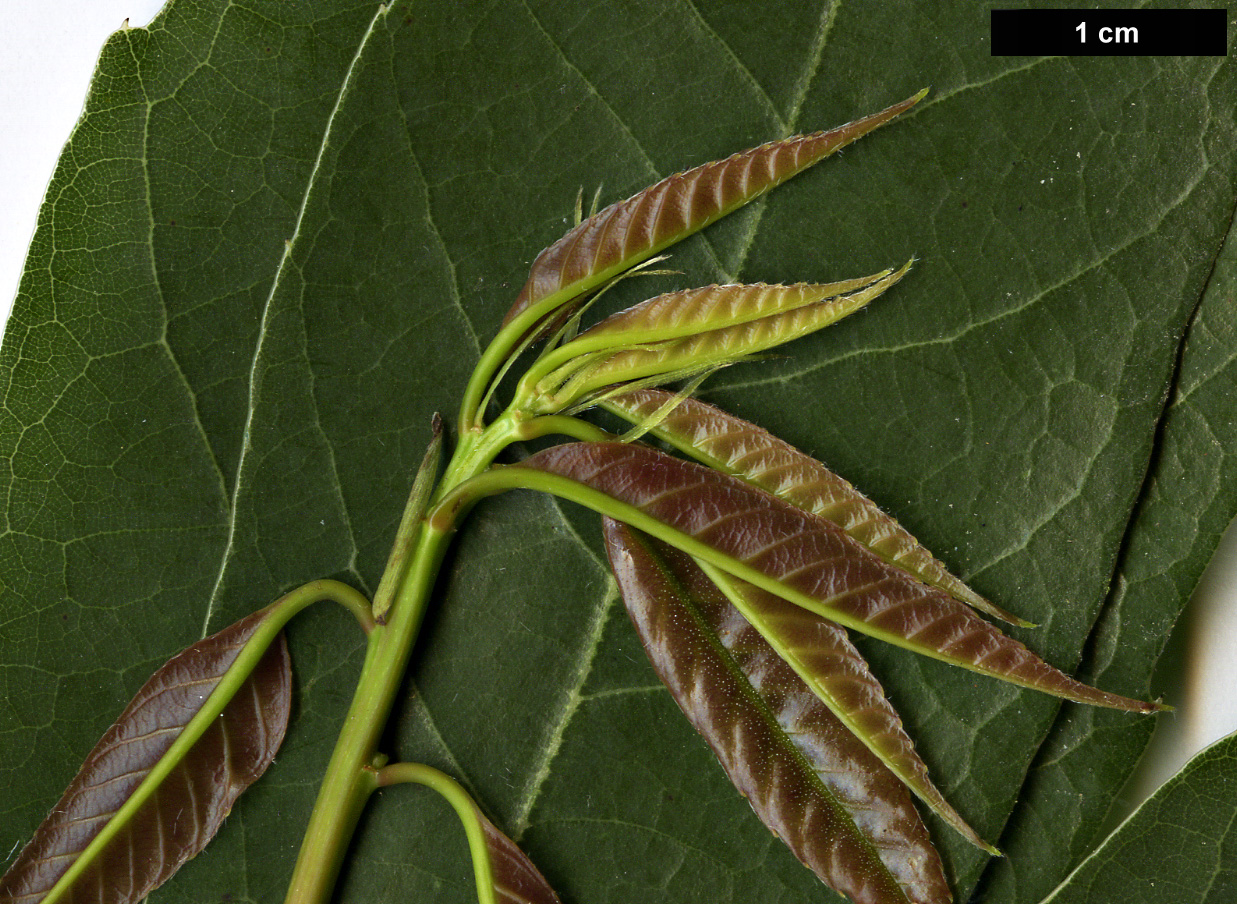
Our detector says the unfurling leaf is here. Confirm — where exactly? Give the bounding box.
[520,266,909,414]
[695,560,995,855]
[0,610,292,904]
[564,271,893,349]
[602,388,1025,625]
[511,442,1162,712]
[604,518,951,904]
[500,91,927,336]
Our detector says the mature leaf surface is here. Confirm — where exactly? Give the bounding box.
[603,388,1018,623]
[979,131,1237,904]
[604,518,948,904]
[513,440,1158,711]
[1037,733,1237,904]
[1,2,1235,903]
[0,611,291,903]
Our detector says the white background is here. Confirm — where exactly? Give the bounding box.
[2,3,1235,813]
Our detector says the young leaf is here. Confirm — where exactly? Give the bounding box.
[538,271,892,366]
[0,609,292,904]
[695,559,995,855]
[604,518,951,904]
[462,91,926,429]
[601,388,1024,625]
[499,91,927,337]
[523,266,909,414]
[504,441,1163,713]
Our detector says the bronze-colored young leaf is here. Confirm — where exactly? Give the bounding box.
[604,518,950,904]
[501,91,927,334]
[0,610,292,904]
[696,560,994,854]
[477,809,563,904]
[602,388,1024,625]
[529,267,908,413]
[511,442,1162,713]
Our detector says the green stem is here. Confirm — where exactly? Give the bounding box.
[514,413,615,444]
[371,415,444,624]
[283,410,536,903]
[458,301,564,430]
[282,410,616,904]
[282,522,453,904]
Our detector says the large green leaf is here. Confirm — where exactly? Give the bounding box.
[1040,732,1237,904]
[0,2,1233,903]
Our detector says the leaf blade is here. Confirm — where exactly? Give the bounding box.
[1036,733,1237,904]
[577,272,894,346]
[542,265,909,410]
[604,517,949,904]
[602,388,1022,624]
[694,558,995,855]
[4,3,1236,902]
[500,90,926,334]
[0,611,292,904]
[510,441,1161,713]
[478,810,563,904]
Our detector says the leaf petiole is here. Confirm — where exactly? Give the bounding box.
[376,763,500,904]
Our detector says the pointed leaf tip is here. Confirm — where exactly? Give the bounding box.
[525,266,910,415]
[501,91,927,335]
[515,441,1163,714]
[602,386,1028,625]
[696,559,997,855]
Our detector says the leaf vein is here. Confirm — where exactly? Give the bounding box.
[518,0,729,280]
[196,3,392,636]
[511,580,617,842]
